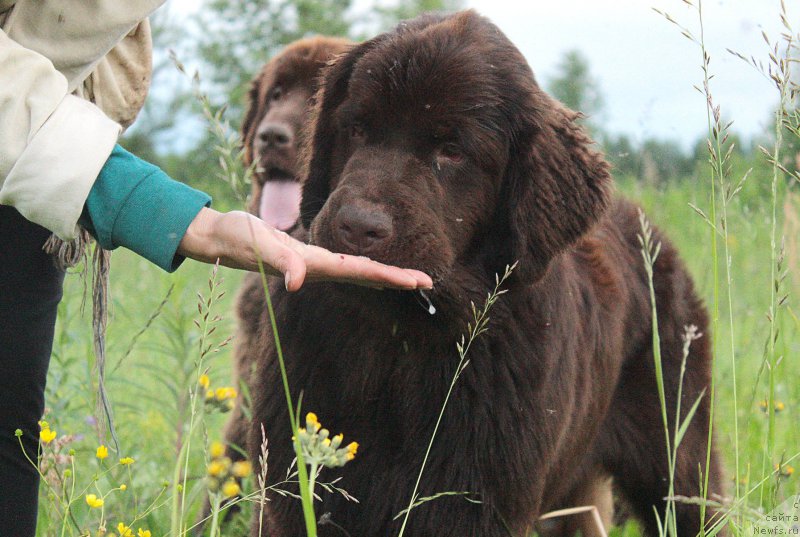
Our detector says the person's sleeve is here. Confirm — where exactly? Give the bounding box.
[81,145,212,273]
[0,29,121,240]
[4,0,165,92]
[0,0,166,240]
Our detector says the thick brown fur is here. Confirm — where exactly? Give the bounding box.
[199,36,351,533]
[244,11,724,537]
[226,35,352,460]
[241,35,352,215]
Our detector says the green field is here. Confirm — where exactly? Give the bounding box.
[32,159,799,536]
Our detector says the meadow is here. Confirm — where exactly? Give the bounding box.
[32,7,800,537]
[32,155,800,537]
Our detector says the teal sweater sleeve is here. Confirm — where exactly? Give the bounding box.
[80,145,212,272]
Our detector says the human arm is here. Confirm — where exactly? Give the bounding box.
[82,145,432,290]
[0,1,163,239]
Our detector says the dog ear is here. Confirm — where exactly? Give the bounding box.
[242,68,274,215]
[300,38,389,229]
[241,69,269,169]
[499,91,612,284]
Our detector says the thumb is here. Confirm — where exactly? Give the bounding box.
[264,241,308,292]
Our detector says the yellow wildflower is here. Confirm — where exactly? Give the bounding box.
[85,494,104,508]
[137,529,151,537]
[222,479,241,498]
[210,441,225,459]
[119,457,135,466]
[117,522,133,537]
[776,463,795,478]
[96,445,109,460]
[306,412,321,432]
[120,484,127,491]
[199,374,210,389]
[205,389,215,400]
[232,460,252,478]
[207,460,226,477]
[215,387,237,401]
[39,428,56,444]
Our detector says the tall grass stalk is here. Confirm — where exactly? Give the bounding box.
[254,253,317,537]
[689,0,749,521]
[728,1,797,507]
[396,263,515,537]
[170,262,229,535]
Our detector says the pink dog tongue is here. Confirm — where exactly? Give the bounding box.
[259,181,301,230]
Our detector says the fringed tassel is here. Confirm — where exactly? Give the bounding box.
[43,232,120,454]
[42,229,92,271]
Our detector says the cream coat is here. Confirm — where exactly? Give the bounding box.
[0,0,165,239]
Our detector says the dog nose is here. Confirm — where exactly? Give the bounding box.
[336,203,393,254]
[257,122,292,148]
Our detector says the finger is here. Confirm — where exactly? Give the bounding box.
[258,236,308,292]
[301,246,425,289]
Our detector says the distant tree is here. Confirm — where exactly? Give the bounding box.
[136,0,464,207]
[195,0,354,117]
[368,0,463,33]
[603,134,638,179]
[546,49,605,138]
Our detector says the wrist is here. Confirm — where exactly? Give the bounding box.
[178,207,223,264]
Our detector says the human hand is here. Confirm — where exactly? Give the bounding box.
[177,208,433,292]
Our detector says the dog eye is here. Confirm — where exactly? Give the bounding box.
[350,123,366,141]
[437,143,464,164]
[271,86,283,101]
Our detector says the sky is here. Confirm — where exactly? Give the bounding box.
[168,0,797,150]
[465,0,795,148]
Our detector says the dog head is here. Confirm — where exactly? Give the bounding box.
[301,11,611,287]
[241,36,351,229]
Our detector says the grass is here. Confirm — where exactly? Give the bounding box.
[32,5,800,537]
[33,156,800,537]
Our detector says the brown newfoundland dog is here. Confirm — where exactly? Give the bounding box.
[223,33,351,471]
[203,36,350,528]
[240,35,352,224]
[242,11,724,537]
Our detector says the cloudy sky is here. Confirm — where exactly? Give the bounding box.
[466,0,795,148]
[169,0,796,149]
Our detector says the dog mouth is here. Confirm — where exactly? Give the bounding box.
[256,166,301,231]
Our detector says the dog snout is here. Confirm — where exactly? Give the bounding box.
[257,122,293,149]
[335,202,394,254]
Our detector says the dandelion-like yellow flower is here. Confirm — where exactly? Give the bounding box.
[120,484,127,491]
[232,460,252,478]
[119,457,135,466]
[199,374,210,389]
[207,460,226,477]
[117,522,133,537]
[214,387,237,401]
[760,400,787,413]
[222,479,241,498]
[85,494,104,508]
[137,529,151,537]
[96,445,109,460]
[776,463,795,478]
[306,412,321,432]
[210,441,225,459]
[39,428,56,444]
